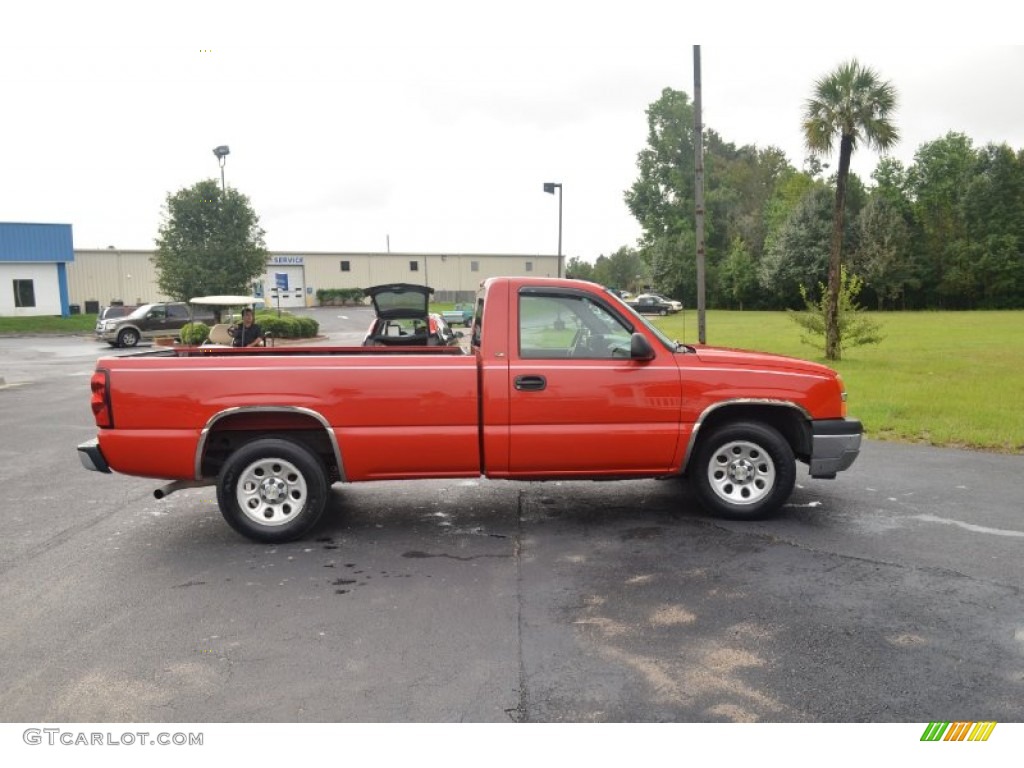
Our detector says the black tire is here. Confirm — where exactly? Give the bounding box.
[691,421,795,520]
[216,438,329,543]
[659,308,668,316]
[118,328,140,347]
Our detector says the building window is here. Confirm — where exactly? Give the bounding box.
[13,279,36,308]
[470,261,479,272]
[340,260,351,272]
[525,261,533,272]
[409,260,419,272]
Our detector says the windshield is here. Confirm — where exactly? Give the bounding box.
[603,289,679,350]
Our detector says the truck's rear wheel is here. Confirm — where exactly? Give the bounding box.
[217,438,328,543]
[692,422,795,520]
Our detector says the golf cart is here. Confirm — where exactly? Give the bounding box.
[188,295,270,347]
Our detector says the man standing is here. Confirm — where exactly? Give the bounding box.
[231,308,264,347]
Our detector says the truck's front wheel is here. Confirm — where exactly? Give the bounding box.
[217,438,329,542]
[692,422,795,520]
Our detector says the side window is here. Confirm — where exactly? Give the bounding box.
[167,304,189,320]
[470,297,484,348]
[518,294,633,359]
[148,306,167,319]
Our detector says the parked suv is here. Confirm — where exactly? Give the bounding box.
[93,305,136,337]
[95,302,215,348]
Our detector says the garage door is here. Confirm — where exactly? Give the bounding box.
[267,266,305,308]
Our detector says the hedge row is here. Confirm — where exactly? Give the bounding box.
[317,288,365,305]
[179,313,319,344]
[255,311,319,339]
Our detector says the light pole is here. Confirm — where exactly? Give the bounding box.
[543,182,563,278]
[213,145,230,191]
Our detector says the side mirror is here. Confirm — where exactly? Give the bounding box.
[630,332,655,361]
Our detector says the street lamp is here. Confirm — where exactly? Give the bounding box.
[212,145,230,191]
[543,181,563,278]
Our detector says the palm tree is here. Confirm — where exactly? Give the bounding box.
[803,59,898,360]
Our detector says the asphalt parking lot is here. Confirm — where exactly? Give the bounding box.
[1,331,1021,722]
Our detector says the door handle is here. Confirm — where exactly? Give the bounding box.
[514,375,547,391]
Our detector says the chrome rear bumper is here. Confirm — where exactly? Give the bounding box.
[77,438,111,473]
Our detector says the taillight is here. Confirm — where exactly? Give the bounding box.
[90,369,113,428]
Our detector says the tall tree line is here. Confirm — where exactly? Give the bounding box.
[619,88,1024,311]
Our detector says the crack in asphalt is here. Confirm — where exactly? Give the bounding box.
[401,551,511,561]
[506,488,528,723]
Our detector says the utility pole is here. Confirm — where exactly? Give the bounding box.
[693,46,707,344]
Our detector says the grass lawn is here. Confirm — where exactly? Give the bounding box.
[650,310,1024,454]
[0,314,98,333]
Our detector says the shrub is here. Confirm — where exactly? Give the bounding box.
[179,322,210,345]
[789,266,884,356]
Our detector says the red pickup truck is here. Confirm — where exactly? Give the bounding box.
[78,277,861,543]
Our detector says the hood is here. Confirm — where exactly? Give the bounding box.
[366,283,434,320]
[691,345,837,377]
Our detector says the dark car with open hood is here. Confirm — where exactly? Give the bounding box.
[361,283,462,348]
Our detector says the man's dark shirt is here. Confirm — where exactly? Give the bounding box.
[232,322,263,347]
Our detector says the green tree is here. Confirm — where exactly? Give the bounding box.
[759,185,835,307]
[789,266,883,356]
[906,132,976,307]
[851,193,915,309]
[961,143,1024,307]
[592,247,646,292]
[153,179,269,301]
[719,237,760,310]
[624,89,699,304]
[565,256,595,281]
[625,88,697,248]
[625,88,808,310]
[803,59,898,359]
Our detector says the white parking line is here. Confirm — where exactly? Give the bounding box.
[913,513,1024,538]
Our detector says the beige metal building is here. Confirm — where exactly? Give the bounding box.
[68,249,560,309]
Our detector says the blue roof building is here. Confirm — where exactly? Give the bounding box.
[0,223,75,317]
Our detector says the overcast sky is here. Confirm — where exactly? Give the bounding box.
[3,2,1022,264]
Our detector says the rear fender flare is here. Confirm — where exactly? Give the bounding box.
[195,406,345,482]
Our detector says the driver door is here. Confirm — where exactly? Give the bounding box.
[507,290,682,475]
